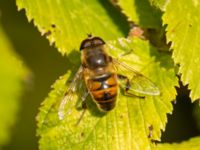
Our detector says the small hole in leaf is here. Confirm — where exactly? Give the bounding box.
[51,24,56,28]
[81,132,84,137]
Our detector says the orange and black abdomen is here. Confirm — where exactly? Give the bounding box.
[88,73,118,111]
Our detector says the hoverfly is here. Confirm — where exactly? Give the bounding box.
[58,36,160,122]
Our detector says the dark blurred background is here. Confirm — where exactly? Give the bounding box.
[0,0,199,149]
[0,0,68,149]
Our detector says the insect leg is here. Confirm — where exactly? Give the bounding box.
[117,74,145,98]
[74,91,89,126]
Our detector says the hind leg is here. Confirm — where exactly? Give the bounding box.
[117,74,145,98]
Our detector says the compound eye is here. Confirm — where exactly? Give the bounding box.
[92,37,105,46]
[80,36,105,51]
[80,40,92,50]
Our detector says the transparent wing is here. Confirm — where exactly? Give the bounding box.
[113,58,160,96]
[58,66,86,120]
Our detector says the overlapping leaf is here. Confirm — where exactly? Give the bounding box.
[0,24,28,147]
[37,38,178,150]
[163,0,200,101]
[156,137,200,150]
[148,0,168,10]
[115,0,162,28]
[16,0,128,57]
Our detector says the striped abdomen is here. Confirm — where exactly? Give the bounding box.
[88,73,118,111]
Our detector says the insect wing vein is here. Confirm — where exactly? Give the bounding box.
[58,66,83,120]
[113,58,160,96]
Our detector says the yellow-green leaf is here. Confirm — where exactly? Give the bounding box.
[163,0,200,101]
[16,0,129,56]
[0,23,28,147]
[116,0,162,28]
[37,38,178,149]
[156,137,200,150]
[148,0,168,10]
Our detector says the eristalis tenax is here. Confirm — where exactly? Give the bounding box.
[58,35,160,124]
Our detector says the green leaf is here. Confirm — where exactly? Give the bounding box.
[0,24,28,147]
[148,0,168,10]
[16,0,129,56]
[193,103,200,132]
[156,137,200,150]
[163,1,200,101]
[37,38,178,149]
[115,0,162,28]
